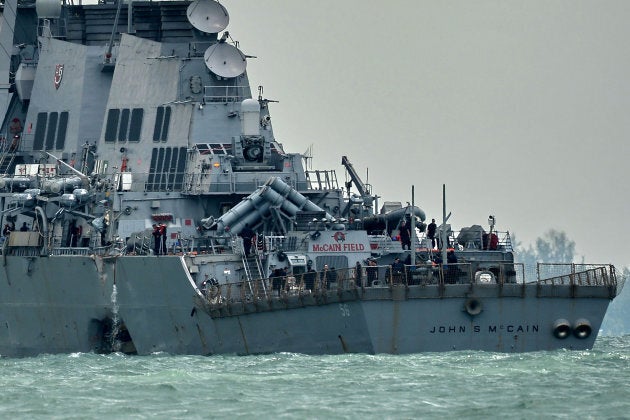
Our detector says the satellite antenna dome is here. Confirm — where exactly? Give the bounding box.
[187,0,229,34]
[204,42,247,78]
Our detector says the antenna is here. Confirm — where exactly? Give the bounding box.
[302,144,313,170]
[187,0,229,34]
[203,41,247,78]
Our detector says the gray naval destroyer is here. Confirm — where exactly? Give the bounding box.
[0,0,624,357]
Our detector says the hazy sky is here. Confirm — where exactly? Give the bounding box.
[222,0,630,266]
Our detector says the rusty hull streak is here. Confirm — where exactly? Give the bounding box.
[195,323,209,354]
[391,299,400,354]
[237,317,250,355]
[338,334,349,353]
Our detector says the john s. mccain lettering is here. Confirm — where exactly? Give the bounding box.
[429,324,539,334]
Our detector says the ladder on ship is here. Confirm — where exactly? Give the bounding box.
[242,253,264,282]
[240,243,267,297]
[0,148,16,176]
[0,96,22,175]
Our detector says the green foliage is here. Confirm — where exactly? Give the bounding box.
[514,229,575,264]
[514,230,628,335]
[535,229,575,263]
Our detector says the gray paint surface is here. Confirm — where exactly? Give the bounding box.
[0,1,621,357]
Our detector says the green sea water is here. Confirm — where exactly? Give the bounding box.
[1,335,628,419]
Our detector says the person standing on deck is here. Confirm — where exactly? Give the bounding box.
[366,259,378,287]
[399,220,411,250]
[152,224,161,255]
[427,219,437,249]
[354,261,363,287]
[159,223,168,254]
[304,267,317,291]
[239,223,255,257]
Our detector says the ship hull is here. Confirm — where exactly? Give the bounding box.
[0,255,612,357]
[0,0,621,358]
[0,255,112,356]
[195,286,609,355]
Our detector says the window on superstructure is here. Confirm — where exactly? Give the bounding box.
[32,111,69,151]
[162,107,171,141]
[33,113,48,150]
[45,112,58,150]
[104,108,143,142]
[104,109,120,143]
[146,146,187,191]
[152,106,171,142]
[153,107,163,142]
[118,109,130,142]
[129,108,143,142]
[56,112,69,150]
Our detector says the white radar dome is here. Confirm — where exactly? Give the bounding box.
[241,99,260,136]
[36,0,62,18]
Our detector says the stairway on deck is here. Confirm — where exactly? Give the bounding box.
[244,254,263,281]
[0,150,16,175]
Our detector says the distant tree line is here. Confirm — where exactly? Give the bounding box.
[514,229,576,266]
[514,229,629,336]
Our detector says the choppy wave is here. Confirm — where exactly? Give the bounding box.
[1,336,629,419]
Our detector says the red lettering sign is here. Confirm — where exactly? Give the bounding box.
[312,243,365,252]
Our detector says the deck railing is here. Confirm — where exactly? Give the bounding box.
[199,262,618,310]
[203,85,250,103]
[536,263,623,293]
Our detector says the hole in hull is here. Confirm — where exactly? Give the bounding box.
[91,317,137,354]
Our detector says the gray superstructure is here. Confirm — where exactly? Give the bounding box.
[0,0,623,357]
